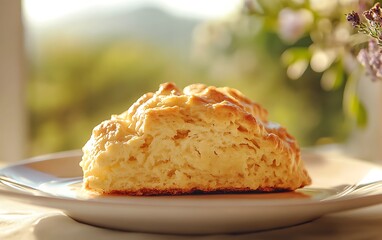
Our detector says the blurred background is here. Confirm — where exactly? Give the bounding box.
[1,0,369,162]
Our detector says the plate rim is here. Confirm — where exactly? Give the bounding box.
[1,149,382,209]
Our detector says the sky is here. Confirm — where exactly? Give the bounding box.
[23,0,242,25]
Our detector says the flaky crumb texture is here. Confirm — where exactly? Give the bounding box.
[80,82,311,195]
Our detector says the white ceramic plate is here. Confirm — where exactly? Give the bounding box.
[1,150,382,234]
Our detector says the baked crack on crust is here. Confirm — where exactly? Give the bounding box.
[80,82,311,195]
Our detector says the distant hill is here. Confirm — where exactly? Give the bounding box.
[25,6,202,57]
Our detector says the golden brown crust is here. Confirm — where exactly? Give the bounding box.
[80,82,311,196]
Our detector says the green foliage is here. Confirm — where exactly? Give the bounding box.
[348,94,368,127]
[192,3,353,146]
[27,2,359,155]
[27,39,199,155]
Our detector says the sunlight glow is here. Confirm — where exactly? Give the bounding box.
[23,0,242,25]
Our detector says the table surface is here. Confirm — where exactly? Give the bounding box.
[1,197,382,240]
[2,147,382,240]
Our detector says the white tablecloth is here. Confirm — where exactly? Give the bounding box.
[1,197,382,240]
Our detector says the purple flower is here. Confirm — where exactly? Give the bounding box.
[363,10,374,21]
[371,2,382,18]
[363,3,382,25]
[357,40,382,81]
[346,11,361,27]
[347,3,382,49]
[278,8,313,43]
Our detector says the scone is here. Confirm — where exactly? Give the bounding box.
[80,82,311,195]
